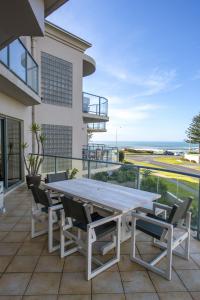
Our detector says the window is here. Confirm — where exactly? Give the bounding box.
[41,52,72,107]
[42,124,72,172]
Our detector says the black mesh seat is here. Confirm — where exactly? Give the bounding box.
[73,211,116,238]
[136,219,165,240]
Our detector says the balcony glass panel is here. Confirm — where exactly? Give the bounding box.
[0,46,8,65]
[27,53,38,92]
[9,39,26,81]
[83,92,108,116]
[0,39,38,93]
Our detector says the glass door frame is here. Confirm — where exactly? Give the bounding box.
[0,115,23,191]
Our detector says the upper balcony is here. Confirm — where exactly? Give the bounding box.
[82,92,109,123]
[87,122,107,132]
[83,54,96,77]
[0,39,40,106]
[0,0,69,49]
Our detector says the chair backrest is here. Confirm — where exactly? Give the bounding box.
[46,172,68,183]
[61,196,91,227]
[168,197,192,226]
[31,185,52,208]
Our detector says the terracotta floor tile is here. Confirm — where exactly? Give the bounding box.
[191,254,200,268]
[59,272,91,295]
[149,270,186,292]
[35,256,64,272]
[190,292,200,300]
[0,243,21,255]
[92,271,123,294]
[64,255,86,272]
[2,231,29,243]
[0,273,31,295]
[118,255,144,271]
[93,294,125,300]
[125,293,159,300]
[22,296,57,300]
[6,255,39,272]
[0,256,13,272]
[158,292,193,300]
[177,270,200,291]
[17,242,44,256]
[26,273,61,295]
[58,296,91,300]
[121,271,155,293]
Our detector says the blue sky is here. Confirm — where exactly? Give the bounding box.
[48,0,200,142]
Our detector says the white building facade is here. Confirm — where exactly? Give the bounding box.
[0,2,109,191]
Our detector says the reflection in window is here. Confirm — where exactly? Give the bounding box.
[7,119,21,187]
[9,40,26,81]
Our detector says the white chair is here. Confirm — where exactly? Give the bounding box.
[30,185,62,253]
[60,195,121,280]
[130,197,192,280]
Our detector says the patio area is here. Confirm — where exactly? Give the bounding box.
[0,185,200,300]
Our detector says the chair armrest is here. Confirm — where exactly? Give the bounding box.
[49,204,63,211]
[88,213,121,229]
[153,202,172,212]
[132,211,173,230]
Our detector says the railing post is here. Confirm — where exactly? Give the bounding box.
[197,179,200,240]
[88,160,91,179]
[99,97,101,116]
[136,167,140,190]
[54,157,57,174]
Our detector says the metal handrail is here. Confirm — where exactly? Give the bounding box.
[30,153,200,179]
[82,92,108,117]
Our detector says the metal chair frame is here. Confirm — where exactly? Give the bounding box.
[60,197,121,280]
[130,200,192,280]
[31,186,63,253]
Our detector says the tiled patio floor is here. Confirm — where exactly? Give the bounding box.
[0,185,200,299]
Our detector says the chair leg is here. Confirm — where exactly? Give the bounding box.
[86,229,92,280]
[31,214,48,238]
[166,227,173,280]
[130,215,137,260]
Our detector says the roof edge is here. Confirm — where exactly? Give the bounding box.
[45,20,92,50]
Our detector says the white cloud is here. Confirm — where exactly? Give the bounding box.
[100,64,180,98]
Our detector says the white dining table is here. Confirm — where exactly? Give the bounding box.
[45,178,161,254]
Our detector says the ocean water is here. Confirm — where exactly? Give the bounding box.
[94,141,197,152]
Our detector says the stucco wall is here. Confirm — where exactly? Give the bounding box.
[34,27,88,159]
[0,92,32,151]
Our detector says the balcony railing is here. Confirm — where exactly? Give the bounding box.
[82,143,118,164]
[82,92,108,117]
[87,122,106,131]
[30,153,200,240]
[0,39,38,93]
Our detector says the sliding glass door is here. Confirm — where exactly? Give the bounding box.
[7,119,22,187]
[0,116,22,189]
[0,119,4,184]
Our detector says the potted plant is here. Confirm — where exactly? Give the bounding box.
[22,123,46,188]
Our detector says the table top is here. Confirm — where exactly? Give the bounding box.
[45,178,161,214]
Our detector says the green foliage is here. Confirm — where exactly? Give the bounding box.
[186,112,200,152]
[22,123,45,176]
[119,150,125,162]
[92,171,109,182]
[140,175,168,199]
[125,148,154,154]
[66,168,79,179]
[92,164,137,184]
